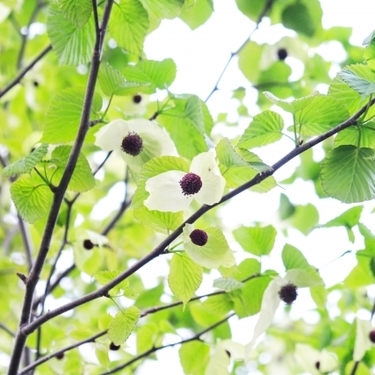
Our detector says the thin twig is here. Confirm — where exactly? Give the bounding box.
[19,97,375,339]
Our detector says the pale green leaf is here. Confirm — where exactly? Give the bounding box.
[238,41,263,84]
[179,342,210,375]
[139,0,184,20]
[47,3,95,66]
[339,65,375,99]
[263,90,319,113]
[109,0,149,55]
[216,138,248,168]
[234,258,261,281]
[168,253,203,307]
[237,110,284,148]
[2,144,48,177]
[287,268,324,287]
[58,0,92,28]
[282,244,311,271]
[335,123,375,149]
[99,62,150,97]
[201,294,233,316]
[41,88,102,144]
[122,58,176,92]
[322,206,363,228]
[205,346,230,375]
[108,306,141,345]
[345,253,375,287]
[132,156,189,209]
[158,95,207,159]
[282,2,316,37]
[95,270,129,296]
[179,0,213,30]
[290,203,319,235]
[321,146,375,203]
[213,277,243,291]
[233,225,277,256]
[133,206,183,234]
[10,173,53,223]
[48,146,96,192]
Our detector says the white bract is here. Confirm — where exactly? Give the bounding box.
[246,269,321,356]
[94,119,176,174]
[144,151,225,212]
[354,318,374,361]
[182,224,235,269]
[294,343,338,375]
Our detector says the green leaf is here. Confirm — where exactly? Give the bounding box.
[132,155,189,209]
[345,253,375,288]
[133,206,183,234]
[279,193,296,220]
[290,204,319,235]
[295,95,349,138]
[310,285,327,309]
[282,2,316,37]
[235,0,269,21]
[122,58,176,92]
[48,146,96,192]
[339,65,375,99]
[158,95,208,159]
[213,277,243,291]
[335,123,375,149]
[237,110,284,149]
[263,91,319,113]
[364,38,375,71]
[201,294,233,317]
[179,341,210,375]
[238,41,263,84]
[41,88,102,144]
[58,0,92,28]
[168,253,203,307]
[139,0,184,20]
[321,146,375,203]
[1,144,48,177]
[234,258,261,281]
[108,306,141,345]
[47,3,95,66]
[95,270,128,296]
[282,244,311,271]
[179,0,213,30]
[10,173,53,223]
[98,62,150,97]
[233,225,277,256]
[109,0,149,55]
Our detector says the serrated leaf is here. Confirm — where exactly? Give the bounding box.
[263,91,320,113]
[139,0,184,20]
[47,3,95,66]
[237,110,284,149]
[99,62,149,97]
[157,95,208,159]
[339,65,375,99]
[282,244,311,271]
[168,253,203,307]
[213,277,243,291]
[2,144,48,177]
[109,0,149,55]
[132,155,189,209]
[201,294,233,316]
[58,0,92,28]
[108,306,141,345]
[122,58,176,92]
[233,225,277,256]
[42,88,102,144]
[95,270,129,295]
[334,123,375,149]
[133,206,183,234]
[321,146,375,203]
[10,173,53,223]
[48,146,96,192]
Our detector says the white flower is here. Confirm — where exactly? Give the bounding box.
[246,269,320,355]
[144,151,225,212]
[182,224,235,269]
[94,119,176,174]
[354,318,375,361]
[295,343,338,375]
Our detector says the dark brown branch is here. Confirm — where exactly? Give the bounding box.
[19,97,375,339]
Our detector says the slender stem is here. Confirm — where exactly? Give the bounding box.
[350,361,360,375]
[19,97,375,339]
[6,2,115,373]
[0,45,52,98]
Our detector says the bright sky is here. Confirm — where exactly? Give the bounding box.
[131,1,375,374]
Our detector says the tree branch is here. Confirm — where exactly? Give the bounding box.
[19,97,375,339]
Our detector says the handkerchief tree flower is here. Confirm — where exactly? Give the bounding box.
[94,119,177,174]
[144,151,225,212]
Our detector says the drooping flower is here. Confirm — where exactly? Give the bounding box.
[144,151,225,212]
[182,224,235,269]
[246,269,321,354]
[94,119,177,174]
[294,343,338,375]
[353,318,375,361]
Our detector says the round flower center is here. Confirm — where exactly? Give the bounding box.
[179,173,202,196]
[369,330,375,343]
[83,239,94,250]
[121,132,143,156]
[133,94,142,104]
[277,48,288,60]
[315,361,320,370]
[278,283,298,304]
[189,229,208,246]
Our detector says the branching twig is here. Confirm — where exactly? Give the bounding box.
[18,97,375,340]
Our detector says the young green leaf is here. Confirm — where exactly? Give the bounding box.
[282,244,311,271]
[339,65,375,99]
[58,0,92,28]
[179,0,213,30]
[109,0,149,56]
[108,306,141,345]
[168,253,203,308]
[282,2,316,37]
[321,146,375,203]
[1,144,48,178]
